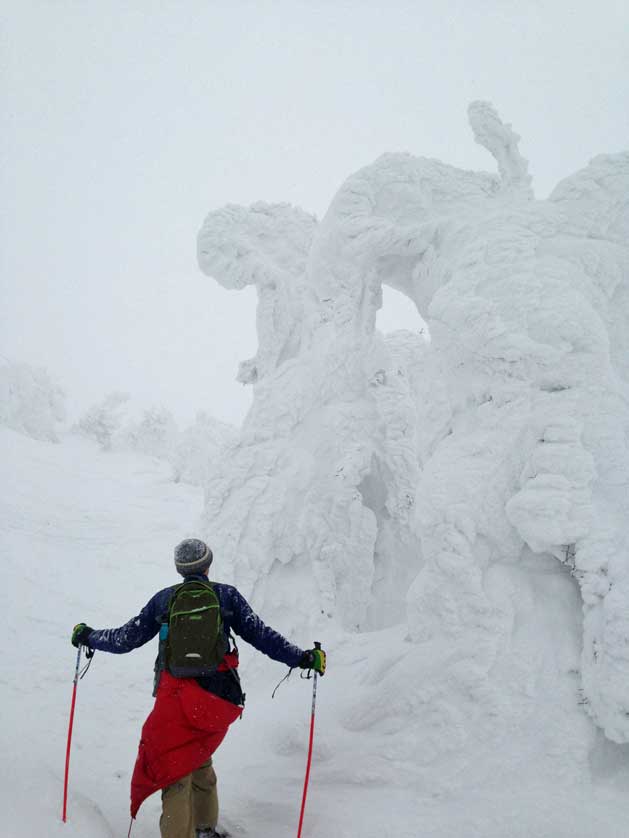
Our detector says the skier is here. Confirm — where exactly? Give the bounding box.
[71,538,326,838]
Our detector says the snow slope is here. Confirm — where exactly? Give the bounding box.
[1,430,201,837]
[3,428,629,838]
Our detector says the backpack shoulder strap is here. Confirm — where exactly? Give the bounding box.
[166,582,185,620]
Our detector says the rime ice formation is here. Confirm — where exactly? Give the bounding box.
[198,103,629,743]
[468,100,533,197]
[198,202,317,384]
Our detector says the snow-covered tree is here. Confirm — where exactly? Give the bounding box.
[171,411,236,486]
[121,406,179,462]
[74,391,129,450]
[198,102,629,748]
[0,359,66,442]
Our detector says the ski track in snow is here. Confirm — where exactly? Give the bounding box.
[2,427,629,837]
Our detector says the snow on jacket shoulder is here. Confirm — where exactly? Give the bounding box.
[87,577,304,668]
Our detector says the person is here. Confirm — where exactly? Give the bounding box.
[71,538,326,838]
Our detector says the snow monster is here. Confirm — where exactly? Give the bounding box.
[197,101,629,767]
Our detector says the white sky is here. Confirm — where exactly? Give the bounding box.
[2,1,628,426]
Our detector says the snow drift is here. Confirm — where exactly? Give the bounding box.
[198,101,629,749]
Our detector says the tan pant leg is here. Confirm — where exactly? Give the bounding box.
[192,758,218,831]
[160,773,193,838]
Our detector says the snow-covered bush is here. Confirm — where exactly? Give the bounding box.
[74,392,129,450]
[73,393,233,485]
[0,359,66,442]
[120,406,179,462]
[172,411,236,486]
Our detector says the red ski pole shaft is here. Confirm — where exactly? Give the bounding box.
[297,643,321,838]
[62,646,82,823]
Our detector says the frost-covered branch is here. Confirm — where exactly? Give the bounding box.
[468,100,533,198]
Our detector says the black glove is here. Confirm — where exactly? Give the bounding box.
[71,623,94,648]
[298,647,326,675]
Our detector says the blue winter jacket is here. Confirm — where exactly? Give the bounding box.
[87,575,304,702]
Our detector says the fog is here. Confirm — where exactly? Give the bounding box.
[2,0,627,425]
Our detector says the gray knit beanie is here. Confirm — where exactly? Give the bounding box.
[174,538,213,576]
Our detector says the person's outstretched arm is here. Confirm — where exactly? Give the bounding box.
[224,586,305,668]
[71,589,168,654]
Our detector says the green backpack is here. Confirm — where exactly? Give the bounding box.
[162,579,229,678]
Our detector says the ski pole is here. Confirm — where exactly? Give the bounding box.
[62,646,83,823]
[296,641,321,838]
